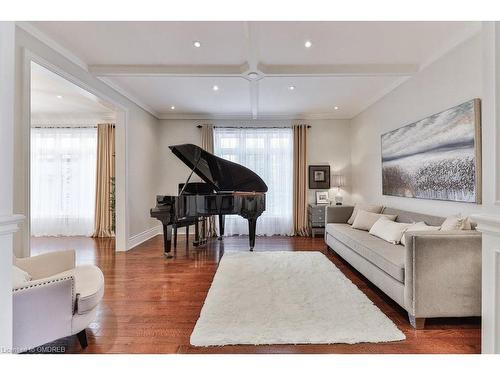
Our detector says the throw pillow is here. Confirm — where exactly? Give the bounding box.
[400,222,441,246]
[351,210,397,231]
[347,203,383,225]
[440,214,472,231]
[369,217,411,244]
[13,266,32,289]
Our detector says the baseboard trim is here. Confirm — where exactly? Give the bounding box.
[127,225,163,250]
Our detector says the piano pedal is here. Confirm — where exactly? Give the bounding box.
[193,238,207,247]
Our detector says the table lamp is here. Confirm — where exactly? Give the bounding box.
[331,174,346,205]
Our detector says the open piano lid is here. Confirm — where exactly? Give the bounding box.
[169,144,268,193]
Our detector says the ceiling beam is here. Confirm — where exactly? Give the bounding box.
[89,64,249,77]
[244,22,259,119]
[258,63,419,77]
[157,112,351,121]
[250,80,259,120]
[89,62,419,78]
[243,22,259,71]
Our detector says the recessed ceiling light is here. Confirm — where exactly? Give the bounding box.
[193,41,201,48]
[304,40,312,48]
[56,95,63,99]
[212,85,219,91]
[170,106,175,110]
[334,106,339,110]
[288,85,296,91]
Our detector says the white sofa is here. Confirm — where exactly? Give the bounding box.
[13,250,104,352]
[324,206,482,329]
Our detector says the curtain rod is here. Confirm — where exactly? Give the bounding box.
[32,125,98,129]
[196,125,311,129]
[31,124,115,129]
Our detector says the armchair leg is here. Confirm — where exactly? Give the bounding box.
[408,314,426,329]
[76,329,88,348]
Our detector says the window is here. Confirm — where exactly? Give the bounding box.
[214,127,293,236]
[30,127,97,236]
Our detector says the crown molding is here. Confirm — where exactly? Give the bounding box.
[418,24,482,72]
[349,26,482,120]
[158,112,350,121]
[98,77,160,119]
[351,75,412,119]
[15,22,89,71]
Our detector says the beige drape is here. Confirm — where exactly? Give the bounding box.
[293,124,309,236]
[92,124,115,238]
[200,124,217,237]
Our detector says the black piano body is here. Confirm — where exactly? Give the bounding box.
[150,144,267,257]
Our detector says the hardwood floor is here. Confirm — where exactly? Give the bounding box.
[30,235,481,354]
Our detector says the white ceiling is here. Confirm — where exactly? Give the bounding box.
[108,76,251,115]
[258,76,402,118]
[29,21,481,120]
[31,62,115,119]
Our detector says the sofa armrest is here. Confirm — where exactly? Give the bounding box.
[403,230,481,318]
[325,205,354,224]
[15,250,76,280]
[13,276,75,352]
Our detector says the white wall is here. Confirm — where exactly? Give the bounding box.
[13,26,162,253]
[350,32,487,217]
[126,107,162,239]
[306,120,352,204]
[156,119,352,206]
[0,21,16,353]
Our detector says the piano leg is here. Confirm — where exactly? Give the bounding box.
[193,219,200,246]
[173,226,178,248]
[162,224,173,259]
[202,218,206,240]
[248,218,257,251]
[218,214,225,240]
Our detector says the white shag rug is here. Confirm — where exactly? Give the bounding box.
[190,251,405,346]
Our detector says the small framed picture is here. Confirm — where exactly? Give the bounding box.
[316,191,329,205]
[309,165,330,189]
[314,170,325,181]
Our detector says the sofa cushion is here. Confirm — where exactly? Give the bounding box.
[351,210,397,231]
[347,203,383,224]
[56,265,104,315]
[326,223,405,282]
[441,214,472,231]
[381,207,444,226]
[400,222,441,246]
[369,218,411,244]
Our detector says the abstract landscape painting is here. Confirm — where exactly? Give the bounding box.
[381,99,481,203]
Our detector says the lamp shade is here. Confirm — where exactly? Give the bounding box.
[332,174,346,188]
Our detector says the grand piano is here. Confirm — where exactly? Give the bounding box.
[150,144,267,257]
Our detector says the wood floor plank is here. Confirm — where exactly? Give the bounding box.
[30,235,481,354]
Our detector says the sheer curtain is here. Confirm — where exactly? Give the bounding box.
[214,127,294,236]
[31,127,97,236]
